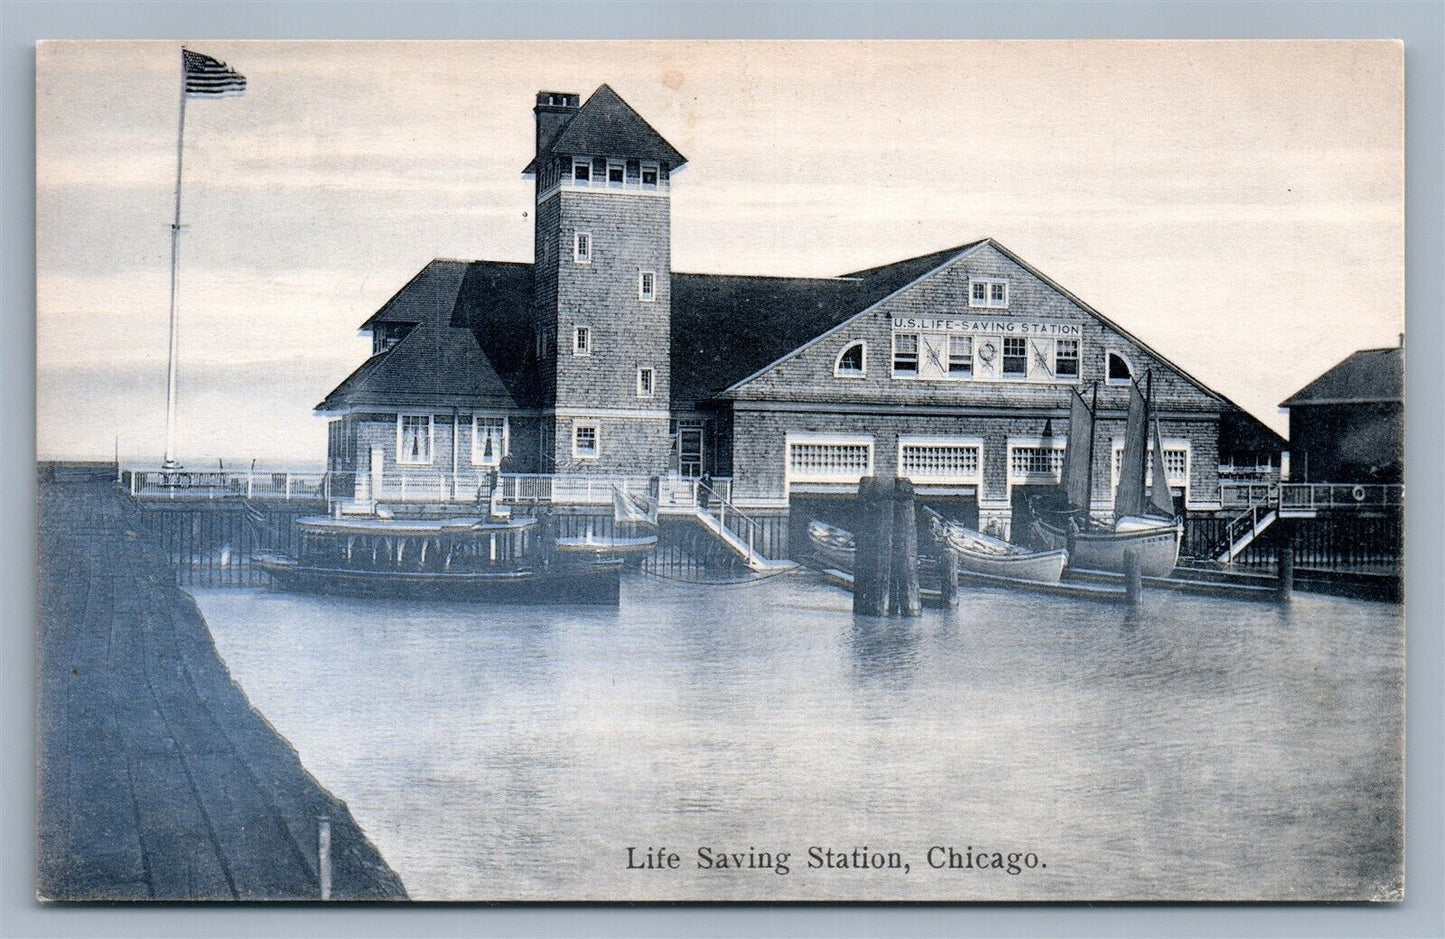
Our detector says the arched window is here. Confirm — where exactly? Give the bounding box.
[835,341,867,377]
[1107,351,1134,385]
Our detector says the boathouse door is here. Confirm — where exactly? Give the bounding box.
[369,447,384,503]
[678,428,703,478]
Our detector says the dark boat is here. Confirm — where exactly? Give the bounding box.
[254,514,622,605]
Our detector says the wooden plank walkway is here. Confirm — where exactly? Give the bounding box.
[37,475,407,900]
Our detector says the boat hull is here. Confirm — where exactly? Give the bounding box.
[948,540,1068,584]
[254,556,622,605]
[1034,519,1182,578]
[553,533,658,558]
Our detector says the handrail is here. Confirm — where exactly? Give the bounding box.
[697,479,764,559]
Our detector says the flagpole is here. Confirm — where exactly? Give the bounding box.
[162,47,188,470]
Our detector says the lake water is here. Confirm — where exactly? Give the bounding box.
[193,574,1403,901]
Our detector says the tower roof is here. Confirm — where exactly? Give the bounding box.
[523,84,686,173]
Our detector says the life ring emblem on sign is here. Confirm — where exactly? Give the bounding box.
[1352,485,1367,502]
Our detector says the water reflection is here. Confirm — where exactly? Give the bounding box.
[848,616,924,688]
[195,574,1403,902]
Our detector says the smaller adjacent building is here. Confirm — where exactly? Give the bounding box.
[1281,345,1403,484]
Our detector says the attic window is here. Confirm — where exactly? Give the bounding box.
[1108,351,1134,385]
[572,158,590,183]
[835,341,866,377]
[642,163,659,187]
[969,279,1009,309]
[607,159,624,185]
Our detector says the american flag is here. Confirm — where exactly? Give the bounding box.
[182,49,246,98]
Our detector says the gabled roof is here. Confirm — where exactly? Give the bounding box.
[358,260,470,329]
[523,84,686,174]
[1281,346,1403,407]
[316,259,519,413]
[674,241,985,404]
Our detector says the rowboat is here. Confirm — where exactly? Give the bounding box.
[253,513,622,605]
[807,519,856,570]
[937,520,1069,584]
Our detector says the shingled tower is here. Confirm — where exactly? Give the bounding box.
[526,85,687,473]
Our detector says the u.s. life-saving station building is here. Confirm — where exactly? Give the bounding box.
[316,85,1283,557]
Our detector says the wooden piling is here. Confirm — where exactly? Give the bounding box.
[1124,547,1143,606]
[853,477,892,616]
[890,478,922,617]
[318,815,332,900]
[937,528,959,608]
[536,507,556,570]
[1277,541,1294,603]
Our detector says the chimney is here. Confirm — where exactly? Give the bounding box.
[534,91,579,162]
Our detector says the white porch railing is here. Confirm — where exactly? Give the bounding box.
[1219,481,1278,510]
[127,469,334,501]
[1280,483,1403,513]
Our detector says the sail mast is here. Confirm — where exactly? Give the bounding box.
[162,47,188,470]
[1084,382,1097,522]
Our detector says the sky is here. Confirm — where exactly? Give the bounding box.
[36,40,1403,466]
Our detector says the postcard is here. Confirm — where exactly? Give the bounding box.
[36,39,1404,901]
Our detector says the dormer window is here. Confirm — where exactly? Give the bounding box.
[372,322,413,355]
[970,279,1009,309]
[835,341,866,377]
[1107,351,1134,385]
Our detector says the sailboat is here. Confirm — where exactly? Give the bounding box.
[1034,371,1183,577]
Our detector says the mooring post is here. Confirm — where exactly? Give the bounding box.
[536,507,556,571]
[891,478,922,617]
[1124,547,1143,606]
[1277,539,1294,603]
[853,476,892,616]
[936,524,959,608]
[318,815,332,900]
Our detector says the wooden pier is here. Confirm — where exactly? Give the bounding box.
[37,471,406,900]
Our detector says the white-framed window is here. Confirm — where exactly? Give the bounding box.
[1107,351,1134,385]
[1055,339,1080,379]
[948,335,974,377]
[607,159,625,186]
[785,433,874,485]
[835,341,866,377]
[472,415,509,466]
[1006,436,1068,496]
[637,366,654,398]
[969,278,1009,309]
[898,435,984,485]
[396,413,434,465]
[641,162,659,188]
[574,231,591,264]
[892,332,919,376]
[639,271,656,302]
[573,326,591,356]
[1002,336,1028,378]
[573,422,600,460]
[572,156,591,185]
